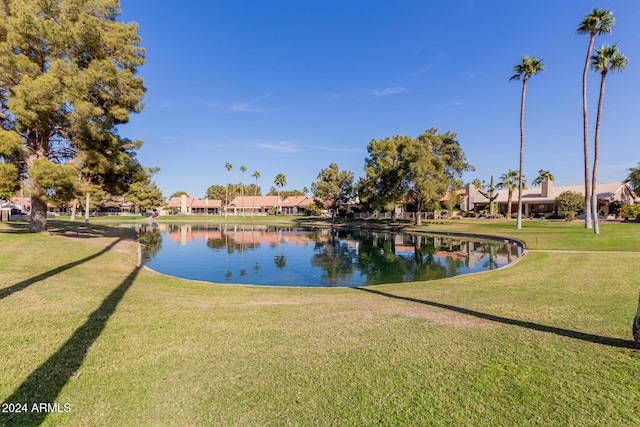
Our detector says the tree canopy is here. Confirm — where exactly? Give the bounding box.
[359,129,472,225]
[555,191,585,216]
[206,183,261,202]
[170,191,190,198]
[626,162,640,194]
[532,170,554,186]
[0,0,146,231]
[311,163,355,222]
[124,168,164,212]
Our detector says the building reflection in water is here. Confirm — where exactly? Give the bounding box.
[134,223,522,287]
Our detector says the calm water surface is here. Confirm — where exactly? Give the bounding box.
[134,223,523,287]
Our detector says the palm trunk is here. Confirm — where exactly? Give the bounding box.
[225,174,229,218]
[70,197,78,221]
[591,71,607,234]
[516,77,527,229]
[29,195,48,232]
[633,291,640,347]
[252,185,257,218]
[582,34,595,229]
[507,191,513,220]
[84,193,91,223]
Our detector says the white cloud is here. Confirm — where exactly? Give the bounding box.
[230,101,263,113]
[369,87,407,98]
[255,141,299,153]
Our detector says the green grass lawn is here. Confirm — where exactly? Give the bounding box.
[1,219,639,426]
[409,218,640,251]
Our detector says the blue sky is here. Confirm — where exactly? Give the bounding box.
[118,0,640,199]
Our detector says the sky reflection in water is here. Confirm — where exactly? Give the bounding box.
[136,224,522,287]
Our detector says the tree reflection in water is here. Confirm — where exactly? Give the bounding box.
[137,223,163,264]
[134,223,522,287]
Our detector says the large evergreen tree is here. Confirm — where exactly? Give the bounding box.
[360,129,472,225]
[0,0,145,231]
[407,129,472,226]
[124,167,164,213]
[311,163,355,222]
[359,135,410,220]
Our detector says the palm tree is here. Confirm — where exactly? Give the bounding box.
[532,169,554,186]
[274,173,286,215]
[590,43,628,235]
[224,162,232,217]
[577,8,615,229]
[496,170,523,220]
[510,55,544,229]
[626,162,640,194]
[251,170,260,217]
[471,178,484,192]
[239,165,247,217]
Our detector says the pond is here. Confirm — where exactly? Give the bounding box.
[133,223,523,287]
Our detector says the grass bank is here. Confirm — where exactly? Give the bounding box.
[294,217,640,251]
[1,219,639,426]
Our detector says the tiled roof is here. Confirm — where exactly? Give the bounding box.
[191,199,222,208]
[297,197,317,207]
[440,189,466,202]
[228,196,280,208]
[167,196,194,207]
[280,196,308,207]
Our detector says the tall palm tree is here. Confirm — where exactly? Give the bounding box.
[274,173,286,215]
[251,170,260,217]
[532,169,554,186]
[510,55,544,229]
[496,170,523,220]
[224,162,232,217]
[577,8,615,229]
[590,43,628,234]
[626,162,640,194]
[240,165,247,217]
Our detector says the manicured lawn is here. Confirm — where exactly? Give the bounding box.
[54,215,149,221]
[411,218,640,251]
[1,219,639,426]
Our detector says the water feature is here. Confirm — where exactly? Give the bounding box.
[133,223,523,287]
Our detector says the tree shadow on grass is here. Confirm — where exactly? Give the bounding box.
[355,287,635,349]
[0,238,124,301]
[0,219,135,240]
[0,266,140,427]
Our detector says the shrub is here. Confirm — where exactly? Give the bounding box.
[543,212,564,220]
[555,191,584,214]
[621,204,640,220]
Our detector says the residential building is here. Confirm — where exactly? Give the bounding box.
[164,195,221,215]
[463,180,638,217]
